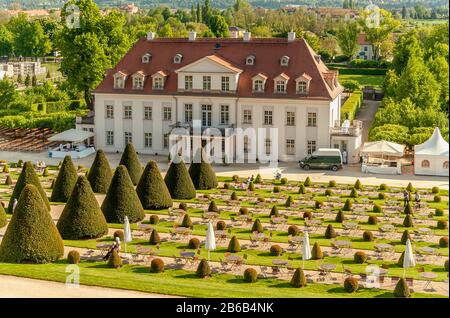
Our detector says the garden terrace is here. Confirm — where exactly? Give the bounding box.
[0,127,58,152]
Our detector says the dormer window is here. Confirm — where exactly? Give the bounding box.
[274,73,289,93]
[280,55,290,66]
[252,73,267,93]
[246,55,255,65]
[113,71,126,89]
[295,73,312,94]
[151,70,167,90]
[173,54,183,64]
[132,71,145,89]
[142,53,151,63]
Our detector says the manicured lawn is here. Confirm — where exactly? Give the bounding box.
[0,261,443,298]
[339,74,385,88]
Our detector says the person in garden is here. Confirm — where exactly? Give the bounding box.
[415,191,421,208]
[403,190,410,207]
[103,237,121,261]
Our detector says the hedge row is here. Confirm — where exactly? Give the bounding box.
[341,90,363,121]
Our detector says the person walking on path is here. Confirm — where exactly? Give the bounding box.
[415,191,421,208]
[403,189,410,207]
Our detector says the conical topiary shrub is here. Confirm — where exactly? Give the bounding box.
[8,161,50,213]
[394,278,410,298]
[251,219,263,233]
[188,150,218,190]
[311,242,323,260]
[101,165,145,223]
[290,268,307,288]
[208,201,219,212]
[298,184,306,194]
[401,230,411,245]
[325,224,337,239]
[406,182,415,193]
[404,203,414,215]
[397,251,405,266]
[87,149,113,194]
[304,177,312,186]
[149,229,161,245]
[164,159,196,199]
[196,258,211,278]
[248,181,255,191]
[107,250,122,268]
[231,191,238,201]
[136,161,173,210]
[285,196,293,207]
[181,214,193,229]
[50,155,78,203]
[4,175,13,186]
[0,184,64,263]
[0,203,7,228]
[349,187,358,198]
[343,198,353,211]
[335,210,345,223]
[119,143,142,185]
[403,214,414,228]
[270,205,279,217]
[56,176,108,239]
[354,179,362,190]
[254,174,262,183]
[2,164,9,173]
[227,236,241,253]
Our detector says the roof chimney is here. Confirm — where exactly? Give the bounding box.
[147,32,156,41]
[288,31,296,42]
[189,31,197,41]
[314,54,321,63]
[243,31,251,42]
[230,30,238,39]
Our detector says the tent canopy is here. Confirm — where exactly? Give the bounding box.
[415,127,449,157]
[361,140,404,157]
[48,129,94,143]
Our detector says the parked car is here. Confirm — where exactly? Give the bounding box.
[299,148,343,171]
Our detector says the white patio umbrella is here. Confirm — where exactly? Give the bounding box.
[205,222,216,261]
[403,239,416,277]
[302,231,312,269]
[123,216,132,253]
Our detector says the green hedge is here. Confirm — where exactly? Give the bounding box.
[30,100,86,113]
[341,90,363,121]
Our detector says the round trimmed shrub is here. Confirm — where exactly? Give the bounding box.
[280,177,288,185]
[354,179,362,190]
[273,186,280,193]
[434,195,442,202]
[304,177,312,187]
[343,198,353,211]
[231,192,238,201]
[243,268,258,283]
[238,207,248,215]
[290,268,307,288]
[349,188,358,198]
[216,220,226,231]
[196,259,211,278]
[406,182,415,193]
[179,202,188,211]
[314,200,323,209]
[188,237,200,249]
[325,224,337,239]
[136,161,173,210]
[378,192,386,200]
[232,175,239,182]
[335,210,345,223]
[344,277,359,293]
[208,201,219,212]
[288,225,300,236]
[403,215,414,227]
[149,229,160,245]
[181,214,193,229]
[113,230,124,241]
[188,151,218,190]
[379,183,388,191]
[149,214,159,225]
[363,231,373,242]
[87,150,113,194]
[4,175,13,186]
[164,158,196,199]
[435,208,444,217]
[248,182,255,191]
[270,245,282,256]
[107,250,122,268]
[431,186,439,194]
[324,189,333,196]
[353,251,367,264]
[17,160,23,168]
[67,250,80,264]
[439,237,449,248]
[373,204,383,213]
[298,184,306,194]
[56,176,108,240]
[401,230,411,245]
[303,211,313,220]
[311,242,323,260]
[328,180,336,187]
[119,143,142,185]
[270,206,279,217]
[394,278,410,298]
[404,203,414,215]
[150,258,165,273]
[368,215,378,225]
[437,220,448,229]
[251,219,263,233]
[227,236,241,253]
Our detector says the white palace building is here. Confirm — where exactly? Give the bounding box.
[91,31,362,163]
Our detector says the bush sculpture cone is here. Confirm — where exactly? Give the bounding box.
[0,204,7,228]
[0,184,64,263]
[164,158,196,199]
[188,149,218,190]
[8,161,50,213]
[87,149,113,194]
[50,155,78,202]
[136,161,173,210]
[101,165,145,223]
[119,143,142,185]
[57,176,108,239]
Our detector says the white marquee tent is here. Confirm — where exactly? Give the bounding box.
[414,127,449,177]
[361,140,405,158]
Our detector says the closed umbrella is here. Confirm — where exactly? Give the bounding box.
[205,222,216,261]
[403,239,416,277]
[302,231,312,269]
[123,216,132,253]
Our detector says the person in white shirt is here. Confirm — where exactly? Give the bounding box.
[342,150,348,165]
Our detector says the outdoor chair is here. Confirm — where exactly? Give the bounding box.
[258,266,268,278]
[173,255,185,267]
[270,266,281,278]
[219,258,230,272]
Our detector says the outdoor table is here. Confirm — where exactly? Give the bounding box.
[174,227,191,233]
[419,246,437,255]
[343,222,359,229]
[225,255,242,264]
[289,236,303,244]
[215,230,226,236]
[138,224,151,230]
[236,215,249,221]
[252,233,266,241]
[417,228,432,234]
[272,259,289,267]
[379,224,395,232]
[375,243,394,251]
[96,243,112,256]
[203,212,219,220]
[180,251,196,258]
[366,265,389,277]
[320,263,337,280]
[271,217,285,224]
[420,272,438,290]
[334,240,351,253]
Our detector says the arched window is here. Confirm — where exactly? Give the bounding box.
[443,161,449,169]
[421,160,430,168]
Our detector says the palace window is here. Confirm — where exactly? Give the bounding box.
[421,160,430,168]
[307,140,316,155]
[184,104,193,123]
[184,75,193,91]
[124,132,132,144]
[286,111,295,126]
[264,110,273,125]
[106,131,114,145]
[221,76,230,92]
[144,106,152,120]
[286,139,295,155]
[123,105,132,119]
[275,80,286,93]
[163,106,172,121]
[307,112,317,127]
[220,105,229,125]
[243,109,252,124]
[144,132,152,148]
[105,105,114,119]
[203,76,211,91]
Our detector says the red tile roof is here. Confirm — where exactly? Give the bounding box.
[94,37,343,100]
[357,33,371,45]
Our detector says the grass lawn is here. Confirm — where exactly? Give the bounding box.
[339,74,385,88]
[0,261,443,298]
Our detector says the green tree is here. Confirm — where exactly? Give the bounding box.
[391,30,423,75]
[196,2,202,23]
[50,155,78,202]
[7,14,51,56]
[87,149,113,194]
[24,74,31,87]
[202,0,212,26]
[0,184,64,263]
[136,161,173,210]
[209,15,229,37]
[0,24,13,56]
[57,176,108,239]
[31,75,37,87]
[119,143,142,185]
[164,159,196,200]
[0,79,18,109]
[159,23,174,37]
